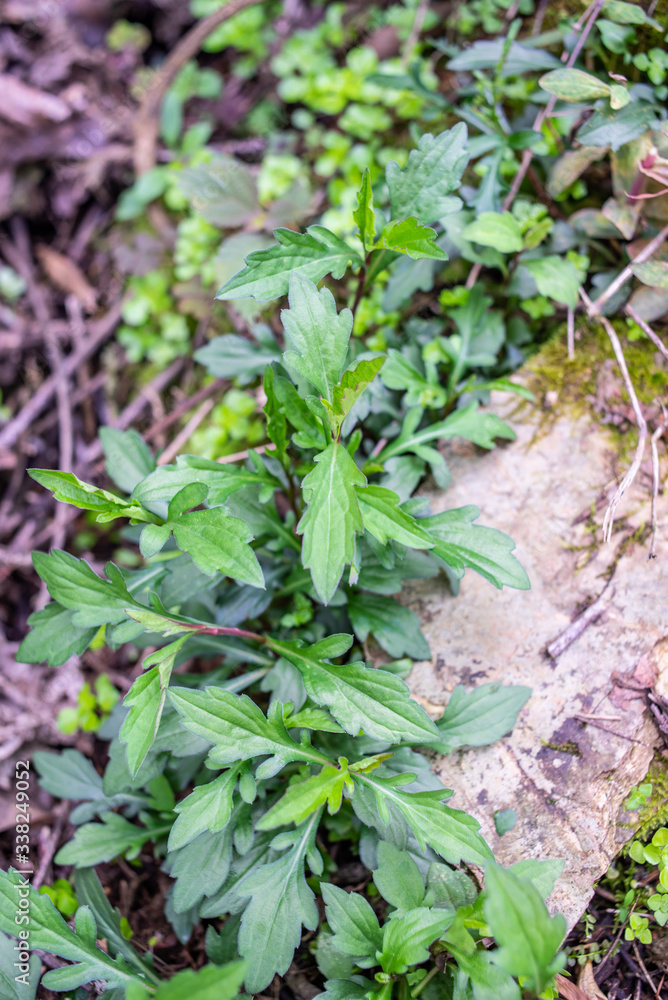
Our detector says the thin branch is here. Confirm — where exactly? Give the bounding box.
[156,398,215,466]
[650,421,665,559]
[625,304,668,364]
[546,585,613,658]
[401,0,429,69]
[567,307,575,360]
[580,287,648,542]
[589,223,668,317]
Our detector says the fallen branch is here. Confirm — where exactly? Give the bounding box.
[133,0,265,176]
[547,585,613,658]
[156,398,215,465]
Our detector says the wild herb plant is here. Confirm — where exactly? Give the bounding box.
[2,129,568,998]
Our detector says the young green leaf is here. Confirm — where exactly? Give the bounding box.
[484,863,566,994]
[268,636,439,744]
[322,357,385,436]
[377,907,452,974]
[373,841,425,912]
[237,814,322,993]
[257,763,353,829]
[55,813,165,867]
[133,454,279,507]
[168,689,331,774]
[298,442,366,603]
[347,592,430,660]
[377,402,515,466]
[461,212,524,253]
[264,364,289,466]
[0,870,147,993]
[165,484,264,587]
[32,551,141,628]
[523,256,581,309]
[17,602,97,667]
[353,773,493,867]
[379,218,448,261]
[29,470,158,524]
[169,766,241,850]
[356,485,434,549]
[281,274,352,400]
[321,883,383,963]
[420,506,530,589]
[386,125,468,224]
[353,168,376,251]
[539,68,611,102]
[433,683,531,753]
[216,225,362,302]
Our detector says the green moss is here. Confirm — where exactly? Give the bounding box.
[633,755,668,843]
[541,739,582,755]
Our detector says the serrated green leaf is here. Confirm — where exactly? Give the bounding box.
[257,763,352,829]
[133,454,279,507]
[356,485,434,549]
[169,767,241,851]
[322,357,385,436]
[32,551,141,628]
[29,469,157,525]
[377,402,515,466]
[167,828,234,913]
[377,907,452,974]
[281,274,352,400]
[73,868,154,979]
[55,813,164,867]
[632,260,668,288]
[99,426,156,494]
[432,683,531,753]
[0,869,148,991]
[484,864,566,993]
[379,218,448,261]
[194,332,282,382]
[420,506,529,590]
[168,688,329,773]
[524,256,581,308]
[448,948,520,1000]
[34,748,105,802]
[269,636,439,744]
[427,863,477,911]
[0,928,39,1000]
[386,126,468,224]
[150,960,247,1000]
[216,225,362,302]
[264,364,289,466]
[354,168,376,251]
[321,883,383,963]
[164,485,263,587]
[17,602,97,666]
[539,68,611,101]
[373,841,425,912]
[461,212,523,253]
[298,442,366,603]
[353,773,493,867]
[272,373,327,449]
[237,814,321,993]
[347,592,431,659]
[286,707,344,733]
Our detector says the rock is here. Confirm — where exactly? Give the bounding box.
[404,350,668,929]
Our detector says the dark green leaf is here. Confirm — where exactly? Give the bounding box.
[373,841,425,912]
[17,603,97,667]
[347,592,431,659]
[420,506,530,589]
[354,168,376,251]
[433,683,531,753]
[386,126,468,224]
[34,749,105,802]
[321,883,383,963]
[99,427,155,495]
[377,908,452,974]
[264,365,289,465]
[31,551,141,628]
[195,333,282,383]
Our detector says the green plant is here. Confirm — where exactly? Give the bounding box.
[6,131,569,998]
[630,827,668,926]
[57,674,120,735]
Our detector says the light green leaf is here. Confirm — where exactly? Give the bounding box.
[322,357,385,436]
[55,814,162,868]
[420,506,529,589]
[604,0,647,24]
[0,928,39,1000]
[133,454,279,507]
[0,870,146,992]
[99,427,156,495]
[321,883,383,963]
[298,442,366,604]
[609,83,631,109]
[73,868,153,979]
[377,907,452,974]
[379,218,448,261]
[168,688,327,774]
[149,960,247,1000]
[386,126,468,224]
[508,858,565,901]
[237,815,321,993]
[166,485,264,587]
[28,469,157,524]
[448,948,520,1000]
[484,863,567,993]
[373,841,425,912]
[462,212,523,253]
[353,168,376,251]
[523,256,581,308]
[167,828,233,913]
[169,767,241,850]
[264,365,289,466]
[539,68,611,101]
[356,485,434,549]
[347,592,431,660]
[257,763,352,829]
[427,863,477,911]
[34,748,105,802]
[120,634,192,776]
[282,274,352,400]
[17,602,97,667]
[632,260,668,288]
[433,683,531,753]
[353,773,493,867]
[216,225,362,302]
[378,402,515,466]
[32,551,141,628]
[268,636,439,744]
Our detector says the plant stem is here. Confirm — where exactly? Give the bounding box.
[411,965,441,998]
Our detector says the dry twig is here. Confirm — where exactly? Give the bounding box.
[156,398,215,466]
[650,419,665,559]
[625,304,668,364]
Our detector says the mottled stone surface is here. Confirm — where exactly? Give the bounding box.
[404,389,667,929]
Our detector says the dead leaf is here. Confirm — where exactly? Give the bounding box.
[578,961,607,999]
[36,245,97,313]
[555,973,590,1000]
